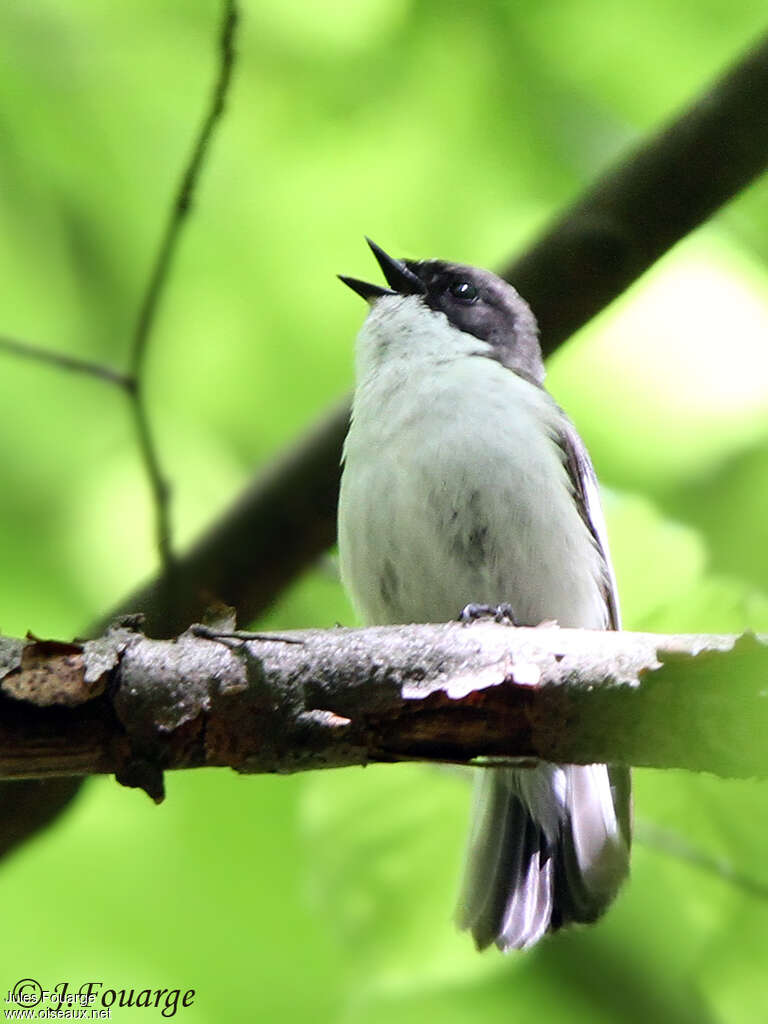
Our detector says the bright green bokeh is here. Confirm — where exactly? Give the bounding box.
[1,1,768,1021]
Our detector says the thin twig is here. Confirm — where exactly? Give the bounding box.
[129,0,238,376]
[125,0,239,587]
[636,820,768,903]
[0,335,132,389]
[190,624,306,644]
[128,397,174,578]
[0,1,240,595]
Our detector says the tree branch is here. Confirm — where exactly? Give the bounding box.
[1,624,765,800]
[110,31,768,636]
[0,335,133,388]
[129,0,238,379]
[127,0,239,586]
[506,31,768,354]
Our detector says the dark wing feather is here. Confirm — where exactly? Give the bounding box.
[557,417,621,631]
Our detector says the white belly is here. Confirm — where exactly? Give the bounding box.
[338,354,608,629]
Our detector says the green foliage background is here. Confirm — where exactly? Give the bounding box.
[1,1,768,1020]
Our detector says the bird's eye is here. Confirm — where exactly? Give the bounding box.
[448,280,478,303]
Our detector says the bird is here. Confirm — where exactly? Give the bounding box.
[336,238,630,951]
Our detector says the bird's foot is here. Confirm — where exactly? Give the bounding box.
[458,602,519,625]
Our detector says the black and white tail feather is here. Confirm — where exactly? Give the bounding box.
[457,763,630,950]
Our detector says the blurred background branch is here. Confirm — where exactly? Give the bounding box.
[507,32,768,353]
[636,819,768,904]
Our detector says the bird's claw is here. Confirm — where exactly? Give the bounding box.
[458,602,519,626]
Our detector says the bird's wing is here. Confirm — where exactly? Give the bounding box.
[558,417,631,848]
[557,417,621,632]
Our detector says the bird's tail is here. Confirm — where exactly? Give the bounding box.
[456,763,631,951]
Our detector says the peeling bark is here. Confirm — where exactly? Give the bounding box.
[0,622,766,800]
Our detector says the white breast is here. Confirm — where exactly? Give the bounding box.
[338,296,609,629]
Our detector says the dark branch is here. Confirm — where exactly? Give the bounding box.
[108,31,768,635]
[1,625,766,797]
[506,31,768,354]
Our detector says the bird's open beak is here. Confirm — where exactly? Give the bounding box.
[338,238,426,304]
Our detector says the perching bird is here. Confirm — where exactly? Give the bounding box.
[337,239,630,950]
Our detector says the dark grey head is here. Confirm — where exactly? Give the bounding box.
[339,238,545,386]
